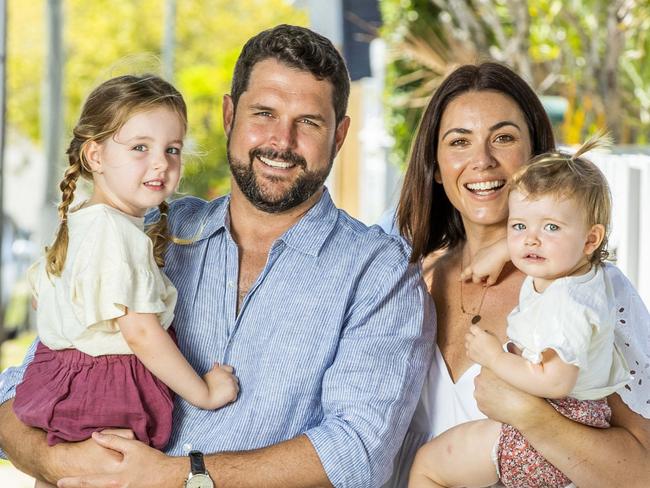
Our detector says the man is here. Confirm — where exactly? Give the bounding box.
[0,24,433,487]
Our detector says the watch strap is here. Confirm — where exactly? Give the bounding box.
[189,450,207,475]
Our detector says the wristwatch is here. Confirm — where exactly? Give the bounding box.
[184,450,214,488]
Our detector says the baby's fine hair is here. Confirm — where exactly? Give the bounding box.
[509,134,612,264]
[45,74,187,276]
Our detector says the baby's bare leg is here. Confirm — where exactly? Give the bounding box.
[409,418,502,488]
[34,480,56,488]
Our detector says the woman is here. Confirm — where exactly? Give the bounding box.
[384,62,650,487]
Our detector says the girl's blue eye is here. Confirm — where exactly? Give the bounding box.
[544,223,560,231]
[132,144,146,152]
[512,223,525,231]
[167,147,181,155]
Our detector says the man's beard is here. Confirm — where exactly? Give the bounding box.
[228,144,335,213]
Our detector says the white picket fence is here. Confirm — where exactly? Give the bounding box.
[589,149,650,305]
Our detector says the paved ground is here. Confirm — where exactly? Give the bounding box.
[0,462,35,487]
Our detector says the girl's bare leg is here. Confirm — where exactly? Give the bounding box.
[409,418,502,488]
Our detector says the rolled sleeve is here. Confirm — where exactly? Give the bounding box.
[0,338,38,459]
[305,256,435,487]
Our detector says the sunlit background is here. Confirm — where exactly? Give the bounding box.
[2,0,650,483]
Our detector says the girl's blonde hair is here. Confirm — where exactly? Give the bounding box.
[509,134,612,264]
[45,74,187,276]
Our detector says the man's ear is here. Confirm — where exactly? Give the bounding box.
[584,224,605,256]
[84,141,103,173]
[333,116,351,156]
[223,94,234,137]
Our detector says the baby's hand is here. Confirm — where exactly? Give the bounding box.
[460,239,510,286]
[203,363,240,409]
[465,325,503,368]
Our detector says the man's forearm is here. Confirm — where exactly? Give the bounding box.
[204,435,332,488]
[513,395,650,487]
[0,399,55,483]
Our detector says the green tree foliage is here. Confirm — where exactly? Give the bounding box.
[7,0,308,198]
[380,0,650,160]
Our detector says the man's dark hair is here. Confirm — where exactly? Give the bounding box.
[230,24,350,124]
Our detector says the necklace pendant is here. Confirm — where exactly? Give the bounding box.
[471,314,482,325]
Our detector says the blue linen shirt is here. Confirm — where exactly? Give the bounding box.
[0,189,435,487]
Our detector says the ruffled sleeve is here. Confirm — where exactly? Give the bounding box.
[606,264,650,419]
[69,211,177,332]
[26,258,42,300]
[521,297,593,368]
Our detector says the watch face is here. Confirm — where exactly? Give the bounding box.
[185,473,214,488]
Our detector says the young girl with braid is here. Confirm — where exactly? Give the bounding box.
[409,137,630,488]
[13,75,239,488]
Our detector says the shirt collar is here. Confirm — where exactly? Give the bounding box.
[196,188,338,257]
[192,194,231,242]
[277,187,339,257]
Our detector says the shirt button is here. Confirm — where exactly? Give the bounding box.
[227,281,235,288]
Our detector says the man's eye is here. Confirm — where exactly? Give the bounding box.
[544,223,560,231]
[300,118,318,126]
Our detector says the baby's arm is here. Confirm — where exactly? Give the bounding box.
[117,310,239,409]
[466,325,578,398]
[460,238,510,285]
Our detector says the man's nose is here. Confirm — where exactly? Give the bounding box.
[269,119,297,150]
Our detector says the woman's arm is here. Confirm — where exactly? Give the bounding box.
[466,325,579,398]
[475,367,650,487]
[117,309,238,410]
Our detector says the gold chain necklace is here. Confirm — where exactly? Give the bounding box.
[459,252,489,325]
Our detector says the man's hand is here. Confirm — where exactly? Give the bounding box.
[57,432,185,488]
[465,325,502,368]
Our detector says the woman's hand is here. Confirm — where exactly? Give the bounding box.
[473,366,548,426]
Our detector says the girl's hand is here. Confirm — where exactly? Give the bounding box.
[203,363,240,409]
[465,325,503,368]
[460,238,510,286]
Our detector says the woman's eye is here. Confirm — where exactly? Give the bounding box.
[450,138,468,147]
[544,223,560,231]
[494,134,514,144]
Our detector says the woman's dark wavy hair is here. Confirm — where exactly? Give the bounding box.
[397,62,556,262]
[230,24,350,124]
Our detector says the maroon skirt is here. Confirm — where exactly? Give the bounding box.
[13,341,174,448]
